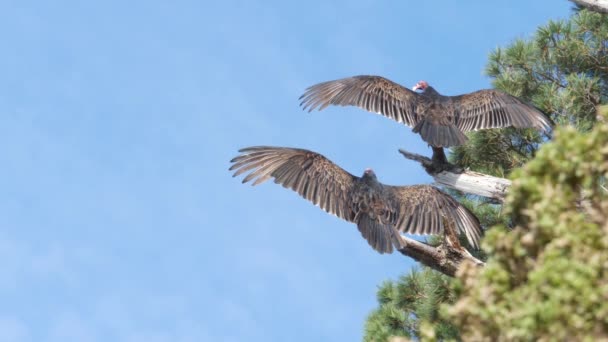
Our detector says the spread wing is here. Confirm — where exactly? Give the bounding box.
[299,75,423,128]
[388,185,482,248]
[451,89,553,133]
[229,146,358,222]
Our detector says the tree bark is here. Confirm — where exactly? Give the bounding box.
[397,217,485,277]
[569,0,608,13]
[399,149,511,203]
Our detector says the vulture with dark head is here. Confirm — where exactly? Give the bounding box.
[230,146,482,254]
[299,76,553,171]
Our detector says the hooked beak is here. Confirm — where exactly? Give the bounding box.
[412,84,421,91]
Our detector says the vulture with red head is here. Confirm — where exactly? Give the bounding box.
[230,146,482,254]
[299,76,553,170]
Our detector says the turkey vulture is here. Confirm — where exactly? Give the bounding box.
[230,146,482,254]
[299,76,553,170]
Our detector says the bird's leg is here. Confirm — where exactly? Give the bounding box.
[431,146,448,164]
[430,147,463,173]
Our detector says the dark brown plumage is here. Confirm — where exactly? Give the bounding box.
[230,146,482,254]
[299,75,553,149]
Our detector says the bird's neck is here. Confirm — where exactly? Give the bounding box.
[423,86,441,97]
[362,176,380,187]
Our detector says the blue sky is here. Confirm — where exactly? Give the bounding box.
[0,1,571,341]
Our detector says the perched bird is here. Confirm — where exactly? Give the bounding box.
[230,146,482,254]
[299,76,553,171]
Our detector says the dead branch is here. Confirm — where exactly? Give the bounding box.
[569,0,608,14]
[396,216,484,277]
[399,149,511,203]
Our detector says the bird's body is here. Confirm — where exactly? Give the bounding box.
[230,146,482,254]
[300,76,553,170]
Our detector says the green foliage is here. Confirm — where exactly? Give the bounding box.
[450,128,540,177]
[445,107,608,341]
[451,9,608,174]
[487,11,607,123]
[363,268,460,341]
[365,9,608,342]
[458,196,509,231]
[441,11,608,339]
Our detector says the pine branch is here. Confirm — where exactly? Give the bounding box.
[569,0,608,13]
[398,149,511,203]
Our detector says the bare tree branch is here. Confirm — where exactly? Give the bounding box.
[396,217,484,277]
[570,0,608,13]
[399,149,511,203]
[394,149,508,275]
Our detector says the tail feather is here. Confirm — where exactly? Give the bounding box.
[413,119,468,148]
[356,216,402,254]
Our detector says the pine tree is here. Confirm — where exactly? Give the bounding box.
[363,8,607,342]
[445,105,608,341]
[364,266,459,341]
[452,9,607,175]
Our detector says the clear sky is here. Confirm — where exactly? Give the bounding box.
[0,1,572,341]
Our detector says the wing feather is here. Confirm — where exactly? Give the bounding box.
[452,89,553,133]
[388,185,483,248]
[299,75,423,127]
[230,146,358,222]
